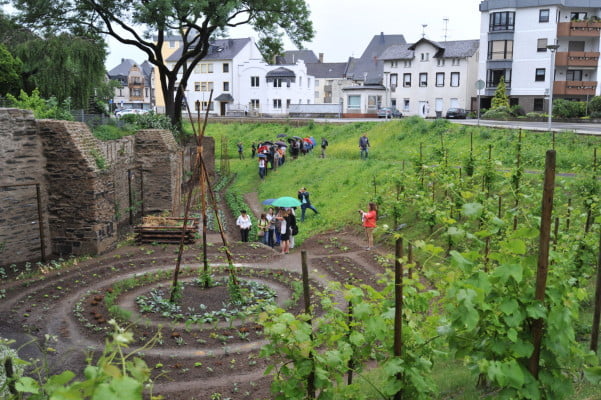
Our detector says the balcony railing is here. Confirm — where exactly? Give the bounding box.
[555,51,600,67]
[557,21,601,37]
[553,80,597,95]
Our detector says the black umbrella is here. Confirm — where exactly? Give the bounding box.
[262,140,273,145]
[276,133,288,138]
[292,136,302,140]
[275,141,287,146]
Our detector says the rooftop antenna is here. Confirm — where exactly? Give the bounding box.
[421,24,428,38]
[443,18,449,42]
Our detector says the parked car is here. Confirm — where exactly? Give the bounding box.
[445,108,467,119]
[115,108,150,118]
[376,107,403,118]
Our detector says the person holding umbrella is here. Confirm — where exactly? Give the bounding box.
[298,187,319,222]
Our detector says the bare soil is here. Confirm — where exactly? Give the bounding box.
[0,193,393,399]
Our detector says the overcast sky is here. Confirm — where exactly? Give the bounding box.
[105,0,483,68]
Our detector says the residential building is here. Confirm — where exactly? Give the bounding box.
[237,59,315,116]
[166,38,262,115]
[307,62,349,104]
[380,38,480,117]
[479,0,600,112]
[153,35,182,113]
[341,33,407,117]
[107,59,154,112]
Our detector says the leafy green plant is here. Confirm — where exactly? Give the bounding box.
[6,88,73,120]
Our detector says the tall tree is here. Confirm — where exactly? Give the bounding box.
[0,43,22,96]
[491,75,510,109]
[13,33,107,109]
[11,0,314,130]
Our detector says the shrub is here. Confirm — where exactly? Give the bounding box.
[482,106,512,120]
[6,89,73,120]
[93,124,135,141]
[510,104,526,116]
[526,112,545,119]
[553,99,586,118]
[589,96,601,113]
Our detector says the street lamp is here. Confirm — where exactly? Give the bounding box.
[546,43,559,131]
[383,71,390,119]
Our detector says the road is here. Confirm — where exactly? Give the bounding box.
[314,117,600,135]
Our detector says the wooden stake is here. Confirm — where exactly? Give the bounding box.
[529,150,556,379]
[591,227,601,352]
[301,250,315,398]
[394,238,404,400]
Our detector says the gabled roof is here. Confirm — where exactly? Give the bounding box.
[380,39,479,60]
[306,62,348,78]
[266,67,296,78]
[346,33,407,84]
[276,50,319,65]
[166,38,252,61]
[107,59,137,78]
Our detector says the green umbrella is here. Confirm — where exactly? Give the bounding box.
[271,196,301,207]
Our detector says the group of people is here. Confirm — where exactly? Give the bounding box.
[237,206,298,254]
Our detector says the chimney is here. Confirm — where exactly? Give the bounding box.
[380,32,384,42]
[319,53,324,63]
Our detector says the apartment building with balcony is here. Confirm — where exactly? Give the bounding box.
[107,59,154,112]
[479,0,601,112]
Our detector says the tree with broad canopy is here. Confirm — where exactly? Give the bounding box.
[10,0,314,135]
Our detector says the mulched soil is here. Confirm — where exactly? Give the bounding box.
[0,199,395,399]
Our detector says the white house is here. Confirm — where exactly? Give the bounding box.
[380,38,480,117]
[478,0,600,112]
[107,59,154,112]
[236,59,315,116]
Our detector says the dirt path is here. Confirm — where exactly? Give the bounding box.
[0,192,392,399]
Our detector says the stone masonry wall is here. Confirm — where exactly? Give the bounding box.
[1,110,196,265]
[0,109,51,265]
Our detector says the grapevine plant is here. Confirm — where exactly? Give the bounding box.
[259,276,439,399]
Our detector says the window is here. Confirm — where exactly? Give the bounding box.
[436,72,445,87]
[251,76,260,87]
[571,12,587,21]
[222,63,229,73]
[451,72,460,87]
[201,101,214,111]
[537,38,548,52]
[539,9,550,23]
[419,73,428,87]
[421,53,429,61]
[452,58,460,66]
[299,76,302,86]
[490,11,515,31]
[348,95,360,109]
[488,40,513,60]
[566,69,583,80]
[403,73,411,87]
[132,89,141,97]
[367,95,380,110]
[437,58,445,67]
[223,81,230,91]
[273,78,282,88]
[286,99,291,108]
[145,88,149,97]
[403,99,410,111]
[200,82,214,91]
[194,82,201,91]
[533,98,544,111]
[487,68,512,87]
[118,88,123,96]
[250,99,260,109]
[273,99,282,109]
[568,41,585,51]
[404,60,412,68]
[390,73,398,90]
[200,63,214,73]
[169,40,177,48]
[308,77,311,88]
[390,61,398,68]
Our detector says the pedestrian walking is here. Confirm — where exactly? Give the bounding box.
[298,187,319,222]
[236,210,251,242]
[258,156,267,179]
[237,142,244,160]
[359,133,370,160]
[320,137,328,158]
[251,142,257,158]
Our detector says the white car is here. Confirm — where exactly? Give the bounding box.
[115,108,149,118]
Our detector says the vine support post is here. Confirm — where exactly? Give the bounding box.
[373,175,377,199]
[198,109,209,285]
[394,238,404,400]
[408,241,414,279]
[498,195,502,218]
[529,150,556,379]
[566,198,572,230]
[347,299,354,385]
[301,250,315,399]
[591,226,601,352]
